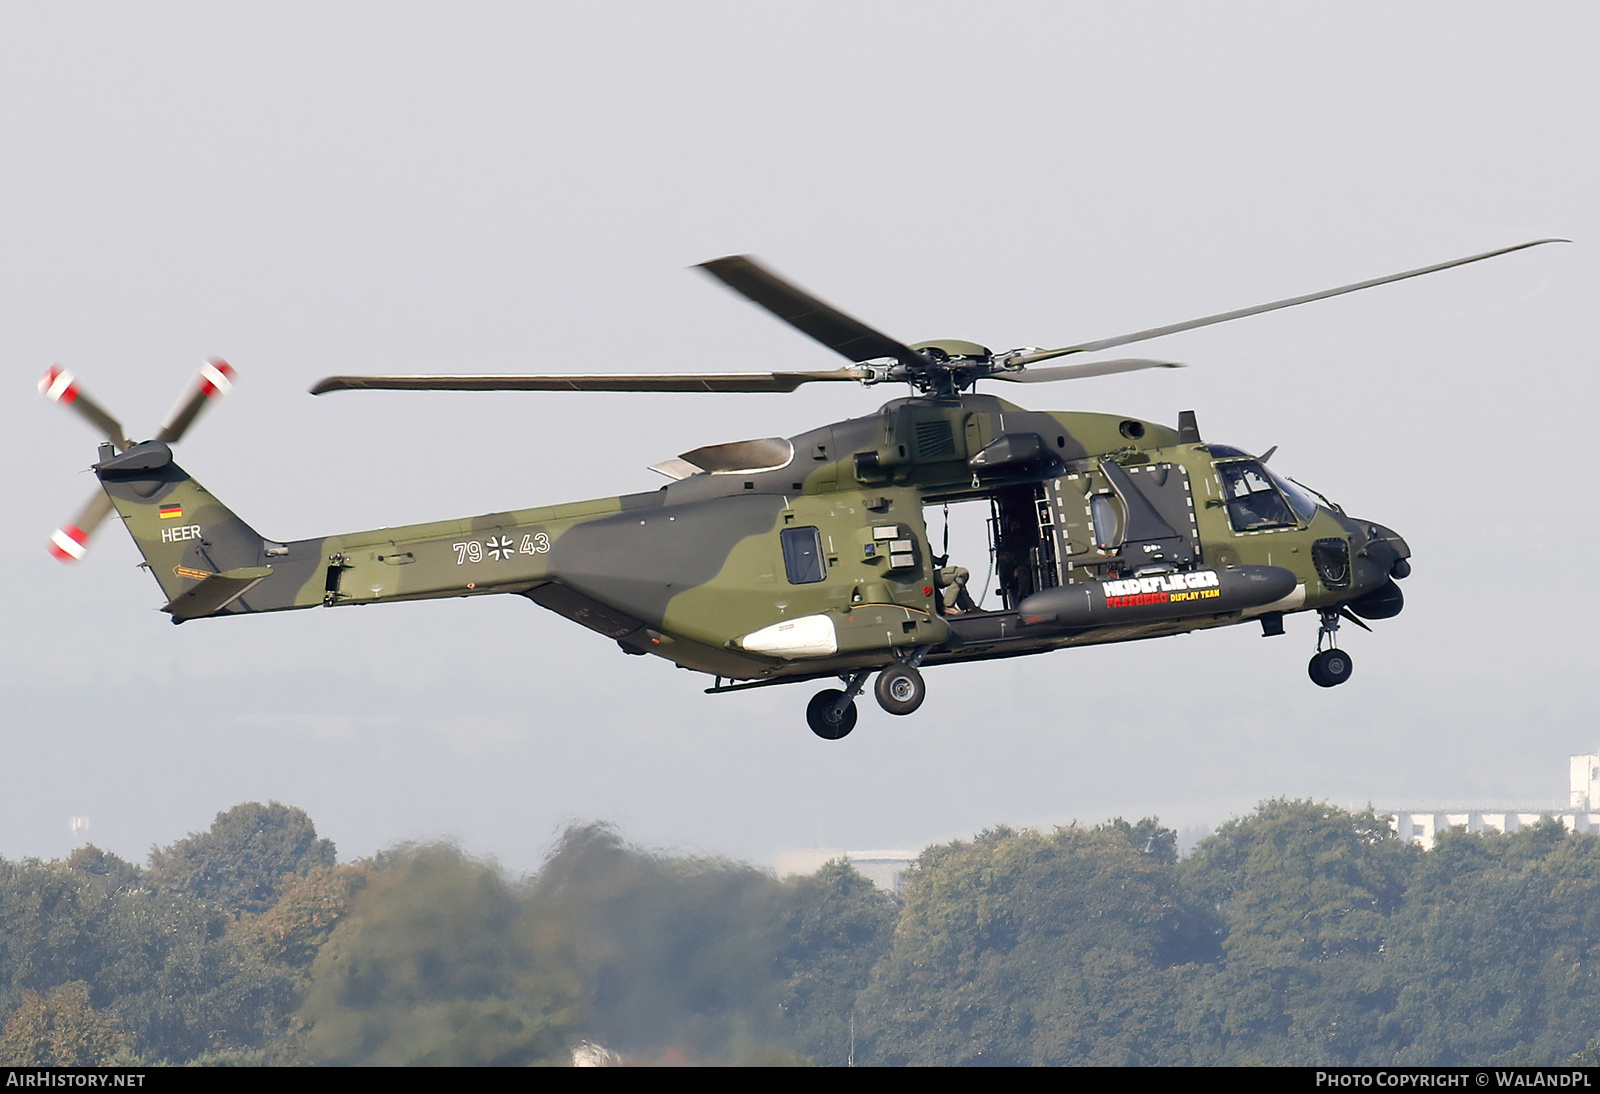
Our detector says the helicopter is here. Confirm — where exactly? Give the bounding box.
[41,240,1561,739]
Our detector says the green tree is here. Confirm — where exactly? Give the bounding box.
[0,832,305,1063]
[1180,799,1419,1064]
[66,845,142,890]
[528,823,793,1063]
[774,859,900,1065]
[0,857,116,1001]
[232,862,371,975]
[296,845,580,1066]
[857,820,1209,1066]
[149,801,336,916]
[1384,822,1600,1064]
[0,982,131,1066]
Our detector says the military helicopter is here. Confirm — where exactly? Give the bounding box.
[42,240,1560,739]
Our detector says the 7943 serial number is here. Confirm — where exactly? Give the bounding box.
[451,532,550,564]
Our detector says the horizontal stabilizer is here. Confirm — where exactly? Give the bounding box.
[161,566,273,620]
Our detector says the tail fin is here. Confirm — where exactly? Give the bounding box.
[96,441,271,615]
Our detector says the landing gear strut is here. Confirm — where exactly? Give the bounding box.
[1308,609,1353,688]
[807,649,932,737]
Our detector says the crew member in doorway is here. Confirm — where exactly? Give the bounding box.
[936,563,977,615]
[995,505,1036,606]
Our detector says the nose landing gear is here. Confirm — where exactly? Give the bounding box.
[1308,609,1353,687]
[1309,647,1353,687]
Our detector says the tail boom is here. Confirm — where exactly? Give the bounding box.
[94,439,628,622]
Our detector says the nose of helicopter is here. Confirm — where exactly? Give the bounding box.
[1374,524,1411,581]
[1360,521,1411,577]
[1342,518,1410,620]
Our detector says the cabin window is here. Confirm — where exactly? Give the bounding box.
[780,526,827,584]
[1090,494,1122,550]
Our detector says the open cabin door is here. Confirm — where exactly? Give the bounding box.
[925,460,1205,617]
[919,482,1060,614]
[988,483,1060,611]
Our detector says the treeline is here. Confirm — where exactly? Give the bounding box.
[3,800,1600,1065]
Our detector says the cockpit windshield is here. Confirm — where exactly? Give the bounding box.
[1217,460,1296,530]
[1267,468,1320,522]
[1210,445,1327,529]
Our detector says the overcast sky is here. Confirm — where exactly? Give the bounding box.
[2,3,1595,871]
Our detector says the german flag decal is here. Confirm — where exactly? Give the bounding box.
[159,505,183,520]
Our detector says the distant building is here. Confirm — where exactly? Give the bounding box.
[1388,750,1600,847]
[1572,752,1600,810]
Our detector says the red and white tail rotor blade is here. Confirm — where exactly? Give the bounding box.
[47,492,115,563]
[42,359,235,564]
[38,365,132,450]
[156,358,236,444]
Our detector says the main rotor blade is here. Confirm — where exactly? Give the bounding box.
[990,358,1183,383]
[696,255,926,369]
[47,491,114,563]
[38,365,132,450]
[310,368,870,395]
[156,359,236,443]
[1012,238,1568,366]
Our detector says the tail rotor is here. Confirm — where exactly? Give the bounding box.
[46,496,110,562]
[38,365,133,451]
[41,360,236,562]
[156,358,236,444]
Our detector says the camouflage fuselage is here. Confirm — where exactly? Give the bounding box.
[97,394,1408,685]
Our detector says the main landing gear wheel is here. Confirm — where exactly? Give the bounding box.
[1308,648,1353,688]
[875,664,926,716]
[807,689,858,740]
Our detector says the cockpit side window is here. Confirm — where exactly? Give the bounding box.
[1217,460,1297,531]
